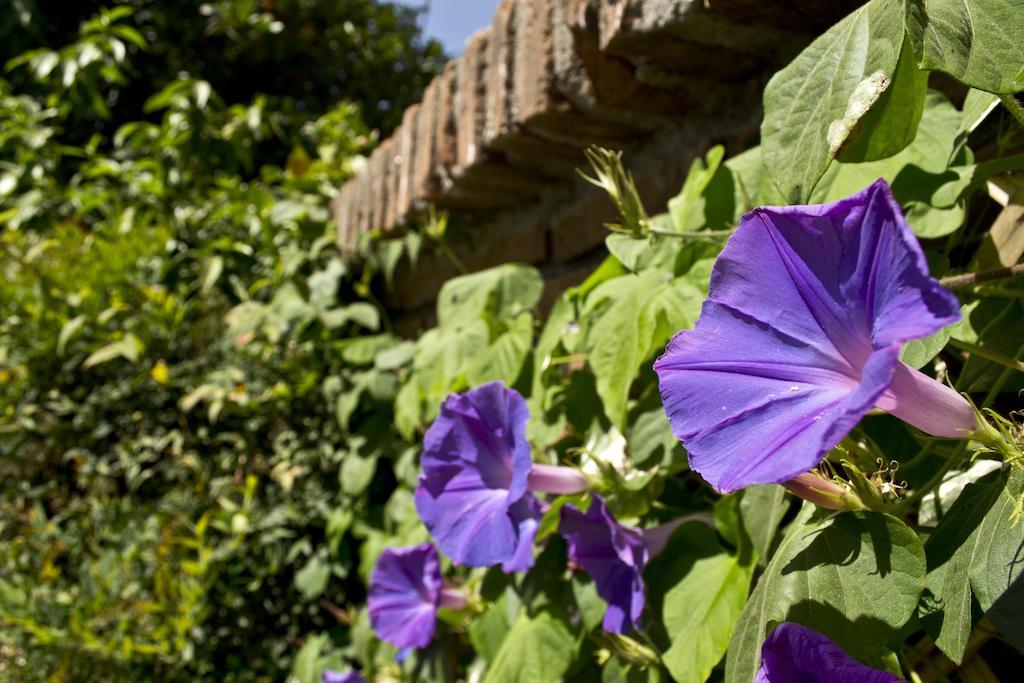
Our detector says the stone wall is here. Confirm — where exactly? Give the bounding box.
[331,0,864,332]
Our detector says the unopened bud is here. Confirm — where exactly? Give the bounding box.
[783,472,865,511]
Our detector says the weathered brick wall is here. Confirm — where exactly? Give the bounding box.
[332,0,864,332]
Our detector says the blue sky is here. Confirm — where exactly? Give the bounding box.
[397,0,501,55]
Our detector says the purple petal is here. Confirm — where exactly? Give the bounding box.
[502,496,542,572]
[655,302,900,491]
[655,180,961,492]
[415,467,523,567]
[756,622,904,682]
[322,671,366,683]
[875,359,975,437]
[367,543,441,649]
[415,382,540,568]
[424,381,533,501]
[855,183,961,346]
[560,496,647,633]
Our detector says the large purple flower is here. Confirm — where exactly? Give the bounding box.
[654,179,975,492]
[756,622,904,682]
[322,671,366,683]
[367,543,467,650]
[415,382,588,571]
[560,496,648,633]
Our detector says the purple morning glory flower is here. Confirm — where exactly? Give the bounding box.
[560,496,649,633]
[559,496,709,634]
[415,381,589,571]
[367,543,467,650]
[322,670,365,683]
[757,622,904,682]
[654,179,975,493]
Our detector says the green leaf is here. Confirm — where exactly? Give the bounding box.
[815,91,961,203]
[201,255,224,295]
[366,370,399,402]
[337,334,396,366]
[572,576,606,632]
[931,153,1024,209]
[920,470,997,661]
[536,493,589,543]
[290,634,328,683]
[810,91,971,239]
[584,270,704,429]
[918,460,1003,528]
[662,524,752,683]
[921,468,1024,662]
[968,468,1024,654]
[267,199,308,226]
[838,34,928,163]
[761,0,906,201]
[628,407,680,469]
[907,0,1024,94]
[294,554,330,600]
[83,333,142,368]
[482,612,574,683]
[468,313,533,387]
[225,301,266,339]
[393,378,422,440]
[902,198,966,239]
[319,302,380,330]
[953,88,1001,157]
[738,485,788,568]
[714,494,745,551]
[584,271,664,429]
[378,239,405,289]
[180,384,219,413]
[412,321,489,418]
[57,315,87,357]
[436,264,543,329]
[307,257,345,311]
[900,323,954,368]
[667,145,729,231]
[335,386,360,430]
[725,509,926,683]
[724,146,787,219]
[340,453,376,496]
[266,283,315,338]
[605,233,658,272]
[647,276,704,343]
[375,340,416,369]
[531,294,575,400]
[344,302,380,330]
[469,590,516,663]
[569,255,628,301]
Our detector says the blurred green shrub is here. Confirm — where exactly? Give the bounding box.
[0,3,440,680]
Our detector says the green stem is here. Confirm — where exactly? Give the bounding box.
[1000,94,1024,130]
[900,439,937,471]
[968,285,1024,299]
[649,226,735,239]
[948,337,1024,375]
[898,441,969,514]
[548,353,587,366]
[958,301,1017,386]
[939,264,1024,290]
[979,343,1024,409]
[437,239,466,274]
[635,626,666,663]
